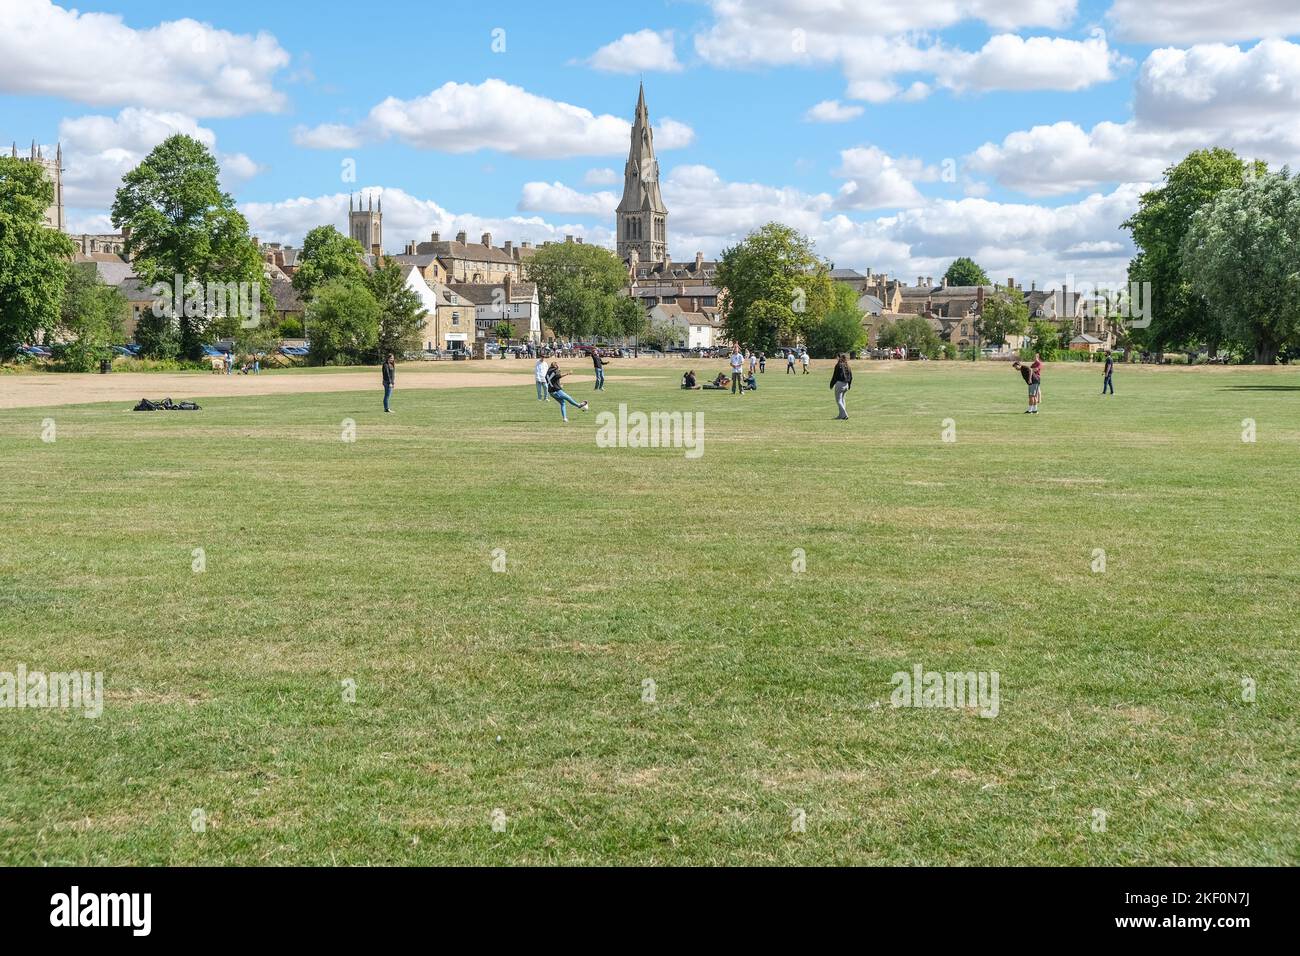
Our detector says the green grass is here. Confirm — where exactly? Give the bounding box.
[1,361,1297,865]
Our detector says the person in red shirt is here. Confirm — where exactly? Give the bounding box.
[1027,353,1043,413]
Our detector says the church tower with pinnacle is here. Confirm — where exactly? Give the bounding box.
[616,83,669,268]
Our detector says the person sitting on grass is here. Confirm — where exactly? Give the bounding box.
[681,370,700,390]
[744,371,757,391]
[703,372,730,390]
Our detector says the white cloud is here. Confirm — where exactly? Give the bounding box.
[584,167,620,185]
[293,79,695,158]
[587,30,683,73]
[940,31,1122,94]
[518,182,618,217]
[0,0,289,117]
[834,147,936,209]
[240,187,614,252]
[54,108,260,209]
[1107,0,1300,44]
[805,100,864,123]
[969,39,1300,196]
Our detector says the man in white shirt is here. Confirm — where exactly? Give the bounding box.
[534,357,549,401]
[801,349,811,374]
[730,346,746,395]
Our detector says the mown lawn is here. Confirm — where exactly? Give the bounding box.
[0,360,1296,865]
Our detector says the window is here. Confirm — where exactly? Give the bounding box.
[452,312,460,326]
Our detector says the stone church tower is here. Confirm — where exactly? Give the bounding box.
[349,191,383,256]
[12,141,64,231]
[616,83,668,267]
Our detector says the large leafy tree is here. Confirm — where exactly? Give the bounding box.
[368,257,427,359]
[112,135,267,359]
[716,222,832,352]
[525,240,629,341]
[56,262,126,371]
[942,257,990,288]
[1182,169,1300,365]
[293,225,368,301]
[306,279,380,365]
[977,286,1029,348]
[1122,148,1264,354]
[0,157,75,355]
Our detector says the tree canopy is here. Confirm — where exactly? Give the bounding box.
[877,316,941,357]
[368,257,427,358]
[293,225,368,302]
[112,135,267,359]
[306,279,380,365]
[715,222,832,352]
[977,286,1029,348]
[525,241,631,340]
[943,257,990,288]
[0,156,75,355]
[1182,169,1300,365]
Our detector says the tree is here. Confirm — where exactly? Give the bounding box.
[293,226,368,302]
[1028,319,1064,358]
[493,321,514,343]
[55,262,125,371]
[305,280,380,365]
[977,286,1029,349]
[368,257,426,359]
[112,135,268,360]
[943,257,990,288]
[0,157,75,356]
[807,283,866,357]
[877,316,941,357]
[525,241,629,341]
[1122,148,1264,354]
[1182,169,1300,365]
[716,222,832,352]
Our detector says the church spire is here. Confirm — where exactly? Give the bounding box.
[616,83,669,267]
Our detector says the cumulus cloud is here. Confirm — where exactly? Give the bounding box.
[693,0,1113,102]
[834,147,938,209]
[0,0,290,117]
[293,79,695,158]
[584,167,620,185]
[587,30,683,73]
[969,39,1300,196]
[518,182,618,217]
[54,108,261,210]
[805,100,864,123]
[1107,0,1300,44]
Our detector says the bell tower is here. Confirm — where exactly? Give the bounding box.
[616,83,669,268]
[349,191,383,256]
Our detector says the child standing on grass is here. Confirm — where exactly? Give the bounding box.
[546,362,588,422]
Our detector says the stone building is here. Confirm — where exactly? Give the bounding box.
[616,84,669,268]
[10,141,64,231]
[349,192,383,256]
[397,231,534,284]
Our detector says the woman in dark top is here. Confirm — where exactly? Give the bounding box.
[382,354,396,413]
[546,362,588,422]
[830,353,853,419]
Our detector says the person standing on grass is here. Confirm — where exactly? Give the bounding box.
[1102,350,1114,395]
[590,347,608,391]
[382,353,396,413]
[801,348,811,375]
[786,349,796,374]
[749,350,758,377]
[546,361,588,422]
[759,352,766,374]
[830,353,853,419]
[730,345,746,395]
[534,355,549,401]
[1027,353,1043,413]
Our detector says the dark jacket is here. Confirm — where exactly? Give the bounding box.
[546,367,562,394]
[382,362,395,386]
[830,363,853,388]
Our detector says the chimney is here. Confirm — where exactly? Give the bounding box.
[404,241,415,255]
[695,251,704,270]
[504,273,512,298]
[565,234,574,243]
[941,276,949,288]
[977,286,985,311]
[1007,277,1015,291]
[455,230,467,243]
[431,231,440,243]
[503,240,513,255]
[926,276,933,287]
[917,276,925,288]
[481,232,492,247]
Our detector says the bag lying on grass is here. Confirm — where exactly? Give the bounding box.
[133,398,201,411]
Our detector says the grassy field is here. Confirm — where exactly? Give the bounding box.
[1,359,1296,865]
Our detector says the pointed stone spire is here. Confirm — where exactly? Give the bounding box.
[616,83,668,266]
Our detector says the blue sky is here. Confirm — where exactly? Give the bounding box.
[3,0,1299,287]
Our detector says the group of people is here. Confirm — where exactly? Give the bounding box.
[786,348,811,374]
[534,355,591,421]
